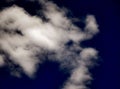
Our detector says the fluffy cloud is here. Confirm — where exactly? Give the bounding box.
[0,0,99,88]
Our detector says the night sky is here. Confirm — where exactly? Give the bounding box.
[0,0,120,89]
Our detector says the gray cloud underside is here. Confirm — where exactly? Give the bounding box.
[0,0,99,89]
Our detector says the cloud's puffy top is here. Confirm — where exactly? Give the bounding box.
[0,0,99,89]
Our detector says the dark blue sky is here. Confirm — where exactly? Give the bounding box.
[0,0,120,89]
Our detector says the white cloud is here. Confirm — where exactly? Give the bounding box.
[0,0,99,89]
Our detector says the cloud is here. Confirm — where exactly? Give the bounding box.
[0,55,5,66]
[0,0,99,88]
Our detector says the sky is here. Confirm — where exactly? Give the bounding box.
[0,0,119,89]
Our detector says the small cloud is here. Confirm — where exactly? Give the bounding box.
[0,0,99,89]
